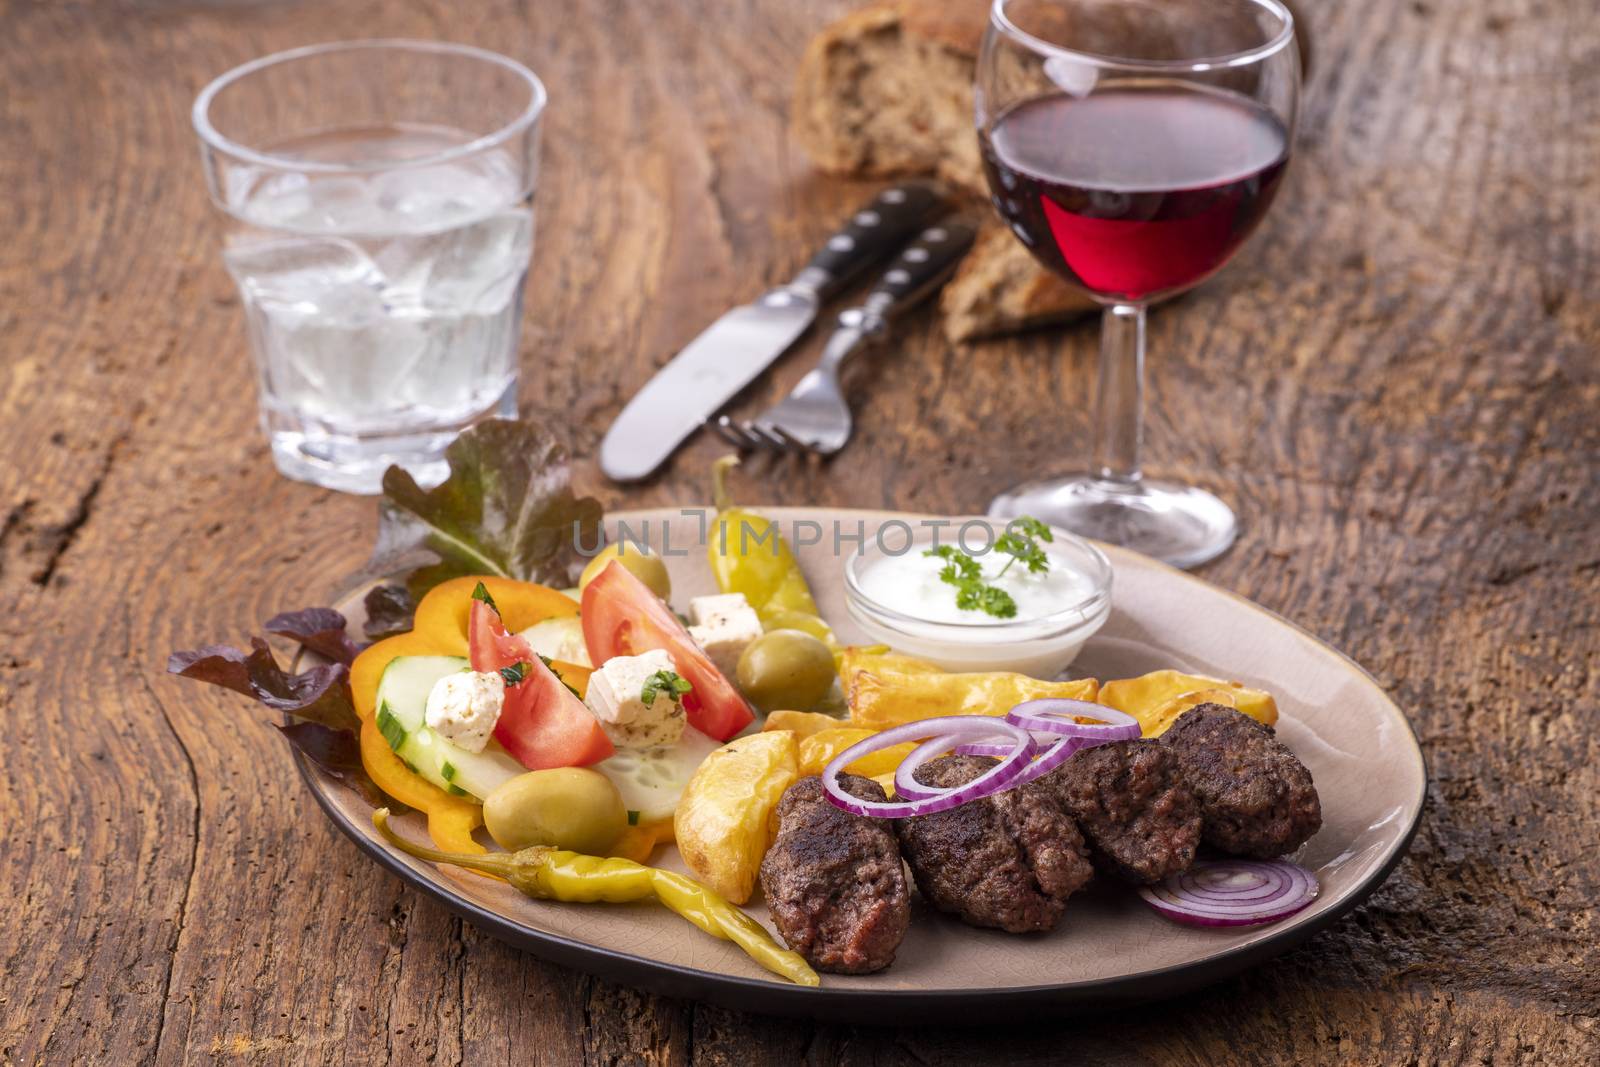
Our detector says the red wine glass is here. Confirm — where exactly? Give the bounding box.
[978,0,1300,568]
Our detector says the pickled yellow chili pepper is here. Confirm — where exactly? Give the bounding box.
[709,456,835,650]
[373,809,819,987]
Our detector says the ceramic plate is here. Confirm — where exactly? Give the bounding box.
[298,508,1426,1023]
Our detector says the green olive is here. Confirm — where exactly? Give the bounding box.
[761,609,835,647]
[483,768,627,854]
[736,629,836,712]
[579,543,671,601]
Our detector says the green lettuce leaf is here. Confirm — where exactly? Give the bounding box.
[372,419,603,600]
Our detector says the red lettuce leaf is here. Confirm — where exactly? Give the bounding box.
[361,584,417,641]
[264,607,361,666]
[371,419,603,600]
[168,638,361,734]
[166,636,392,803]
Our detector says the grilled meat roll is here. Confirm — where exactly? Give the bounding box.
[894,755,1094,933]
[759,774,910,974]
[1160,703,1322,858]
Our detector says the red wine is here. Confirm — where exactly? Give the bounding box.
[981,84,1289,302]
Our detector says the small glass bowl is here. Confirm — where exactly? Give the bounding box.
[843,520,1112,678]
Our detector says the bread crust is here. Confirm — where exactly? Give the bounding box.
[940,224,1097,343]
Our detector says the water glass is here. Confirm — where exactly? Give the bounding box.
[193,40,546,493]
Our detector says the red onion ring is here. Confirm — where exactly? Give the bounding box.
[951,740,1016,758]
[1007,698,1141,742]
[1009,734,1087,786]
[823,716,1035,819]
[1138,859,1319,927]
[892,734,969,800]
[957,698,1136,775]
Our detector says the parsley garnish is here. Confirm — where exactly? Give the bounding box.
[640,670,692,705]
[471,581,500,615]
[924,517,1054,619]
[994,516,1053,575]
[499,661,531,687]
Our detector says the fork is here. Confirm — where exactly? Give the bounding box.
[712,220,976,455]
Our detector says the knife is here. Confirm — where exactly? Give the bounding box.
[599,183,945,482]
[712,219,978,456]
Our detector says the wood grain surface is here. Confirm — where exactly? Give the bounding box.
[0,0,1595,1064]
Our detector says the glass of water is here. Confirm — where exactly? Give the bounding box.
[193,40,546,493]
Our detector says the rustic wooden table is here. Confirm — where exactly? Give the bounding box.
[3,0,1596,1063]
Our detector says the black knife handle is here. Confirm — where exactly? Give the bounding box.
[856,220,977,324]
[792,183,945,299]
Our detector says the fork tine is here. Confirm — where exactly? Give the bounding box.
[765,424,813,454]
[711,415,758,451]
[750,422,800,452]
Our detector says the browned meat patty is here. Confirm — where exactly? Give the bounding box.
[1159,703,1322,858]
[1044,740,1202,884]
[758,774,910,974]
[893,755,1094,934]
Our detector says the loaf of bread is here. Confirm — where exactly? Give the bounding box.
[792,0,1308,342]
[793,1,989,192]
[793,0,1094,341]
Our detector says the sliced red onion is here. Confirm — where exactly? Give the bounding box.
[1138,859,1319,927]
[892,734,968,800]
[1008,698,1141,742]
[1009,734,1087,786]
[951,740,1015,758]
[823,716,1034,819]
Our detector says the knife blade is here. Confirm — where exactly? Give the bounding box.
[599,182,944,482]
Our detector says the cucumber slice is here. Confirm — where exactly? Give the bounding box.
[518,616,591,667]
[374,655,526,801]
[594,726,723,824]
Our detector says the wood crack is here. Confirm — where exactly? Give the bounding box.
[139,673,201,1067]
[455,915,466,1066]
[31,427,130,588]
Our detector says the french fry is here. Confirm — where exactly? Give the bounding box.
[848,667,1099,730]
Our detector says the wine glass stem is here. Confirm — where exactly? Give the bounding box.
[1091,303,1147,487]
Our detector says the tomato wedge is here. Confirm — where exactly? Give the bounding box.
[581,561,755,741]
[468,599,614,769]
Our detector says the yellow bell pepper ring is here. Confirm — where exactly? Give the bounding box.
[360,718,486,855]
[412,576,579,647]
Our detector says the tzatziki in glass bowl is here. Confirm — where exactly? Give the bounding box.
[843,519,1111,677]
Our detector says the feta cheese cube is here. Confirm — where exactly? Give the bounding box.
[686,593,763,678]
[424,670,505,753]
[584,649,687,749]
[688,593,753,627]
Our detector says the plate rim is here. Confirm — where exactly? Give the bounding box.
[298,505,1428,1018]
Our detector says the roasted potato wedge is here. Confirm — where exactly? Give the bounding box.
[848,667,1099,730]
[674,731,799,904]
[1099,670,1278,736]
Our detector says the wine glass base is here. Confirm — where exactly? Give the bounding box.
[988,476,1237,570]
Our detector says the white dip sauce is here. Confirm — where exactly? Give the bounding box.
[858,544,1097,625]
[846,536,1111,676]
